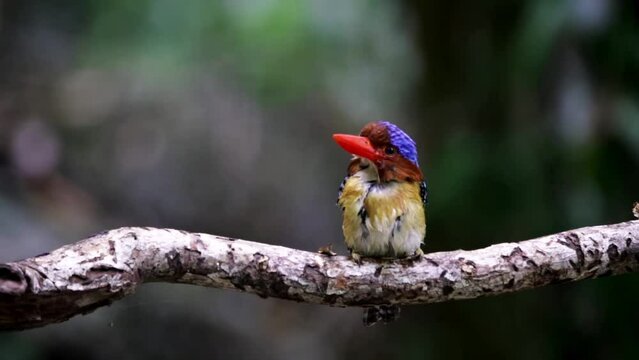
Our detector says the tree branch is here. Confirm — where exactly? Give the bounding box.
[1,220,639,331]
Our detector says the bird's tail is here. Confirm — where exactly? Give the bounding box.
[363,305,401,326]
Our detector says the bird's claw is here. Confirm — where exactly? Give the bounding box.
[317,244,337,256]
[350,251,363,264]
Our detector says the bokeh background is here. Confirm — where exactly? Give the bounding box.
[1,1,639,359]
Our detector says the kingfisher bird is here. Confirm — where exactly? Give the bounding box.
[333,121,427,261]
[333,121,428,325]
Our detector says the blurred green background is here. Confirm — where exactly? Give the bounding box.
[1,0,639,359]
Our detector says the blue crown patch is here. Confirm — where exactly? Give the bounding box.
[380,121,419,165]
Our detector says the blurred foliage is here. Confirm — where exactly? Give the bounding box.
[1,0,638,359]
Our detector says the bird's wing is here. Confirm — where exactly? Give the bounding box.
[336,175,349,208]
[419,180,429,206]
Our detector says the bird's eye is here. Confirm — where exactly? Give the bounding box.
[385,146,396,155]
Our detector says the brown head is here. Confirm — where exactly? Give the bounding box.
[333,121,423,182]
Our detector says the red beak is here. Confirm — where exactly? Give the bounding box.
[332,134,380,161]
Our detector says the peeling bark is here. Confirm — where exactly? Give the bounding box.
[1,221,639,331]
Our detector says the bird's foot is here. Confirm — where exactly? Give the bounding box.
[350,251,363,264]
[399,248,424,261]
[317,244,337,256]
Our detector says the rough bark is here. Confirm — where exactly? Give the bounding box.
[1,220,639,331]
